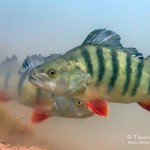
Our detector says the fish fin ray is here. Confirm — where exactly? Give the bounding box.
[85,99,109,116]
[31,106,51,124]
[82,29,123,48]
[0,55,19,74]
[82,29,143,59]
[122,47,144,60]
[20,54,61,74]
[138,100,150,112]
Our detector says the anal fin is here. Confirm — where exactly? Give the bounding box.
[138,100,150,112]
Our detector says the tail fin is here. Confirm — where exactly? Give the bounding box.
[144,55,150,74]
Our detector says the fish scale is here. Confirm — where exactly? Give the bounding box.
[68,45,146,103]
[96,47,105,85]
[61,44,150,102]
[122,53,132,95]
[131,60,144,96]
[29,29,150,116]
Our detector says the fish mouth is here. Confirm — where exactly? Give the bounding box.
[28,73,44,88]
[28,74,39,82]
[28,72,56,92]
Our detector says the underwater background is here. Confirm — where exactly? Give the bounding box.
[0,0,150,150]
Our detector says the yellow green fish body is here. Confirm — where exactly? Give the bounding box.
[29,29,150,107]
[65,44,150,103]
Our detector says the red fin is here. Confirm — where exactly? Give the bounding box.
[0,90,10,102]
[31,107,51,124]
[138,100,150,112]
[85,99,109,116]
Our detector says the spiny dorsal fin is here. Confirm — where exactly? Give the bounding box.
[44,53,61,62]
[21,54,45,70]
[0,55,19,74]
[82,29,123,48]
[0,54,19,66]
[82,29,144,59]
[20,53,61,73]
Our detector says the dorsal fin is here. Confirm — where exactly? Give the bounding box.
[122,47,144,60]
[82,29,123,48]
[20,53,61,73]
[21,54,45,70]
[82,29,144,59]
[0,55,19,74]
[0,54,19,67]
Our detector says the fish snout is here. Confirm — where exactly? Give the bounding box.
[28,69,36,80]
[28,70,45,88]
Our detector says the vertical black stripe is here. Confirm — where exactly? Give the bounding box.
[131,61,144,96]
[4,72,10,90]
[148,79,150,95]
[81,47,94,76]
[108,50,119,93]
[96,47,105,84]
[122,54,132,95]
[18,71,28,96]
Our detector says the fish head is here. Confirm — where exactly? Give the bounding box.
[29,57,87,95]
[29,57,70,94]
[31,95,94,124]
[52,96,94,118]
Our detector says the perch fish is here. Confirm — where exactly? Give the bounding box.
[0,54,94,123]
[29,29,150,116]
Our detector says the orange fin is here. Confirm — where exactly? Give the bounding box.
[138,100,150,112]
[0,90,10,102]
[85,99,109,116]
[31,107,51,124]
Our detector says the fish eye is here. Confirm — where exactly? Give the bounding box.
[75,99,84,107]
[47,68,57,78]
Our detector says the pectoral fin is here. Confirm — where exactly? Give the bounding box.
[138,100,150,112]
[85,99,109,116]
[31,106,52,124]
